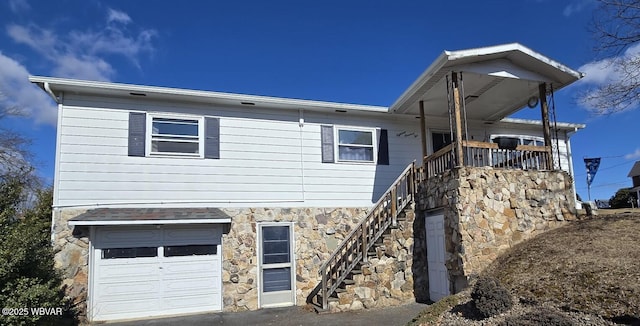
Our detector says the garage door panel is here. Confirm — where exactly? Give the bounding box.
[92,225,223,322]
[164,275,221,292]
[162,260,219,275]
[94,298,161,320]
[99,259,160,281]
[163,293,221,310]
[97,228,162,248]
[163,227,222,245]
[97,281,159,300]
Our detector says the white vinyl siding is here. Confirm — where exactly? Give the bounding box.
[55,94,576,208]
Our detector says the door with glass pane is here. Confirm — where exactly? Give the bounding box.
[258,223,295,307]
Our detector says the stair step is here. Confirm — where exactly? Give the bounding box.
[351,269,363,275]
[343,279,355,285]
[335,288,346,293]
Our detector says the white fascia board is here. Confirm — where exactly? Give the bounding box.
[390,43,584,114]
[68,218,232,226]
[389,52,449,113]
[448,43,583,80]
[29,76,389,114]
[500,117,586,130]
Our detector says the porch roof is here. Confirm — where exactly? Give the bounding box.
[68,208,232,226]
[390,43,584,121]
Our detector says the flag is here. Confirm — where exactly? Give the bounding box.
[584,157,601,186]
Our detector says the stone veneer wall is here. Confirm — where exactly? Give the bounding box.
[328,206,428,312]
[52,208,89,321]
[418,167,577,293]
[54,206,423,318]
[220,207,369,311]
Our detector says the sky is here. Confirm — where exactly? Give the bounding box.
[0,0,639,201]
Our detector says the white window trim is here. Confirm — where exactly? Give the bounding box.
[146,113,205,158]
[334,126,378,164]
[490,134,545,146]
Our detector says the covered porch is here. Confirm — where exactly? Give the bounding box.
[390,43,584,178]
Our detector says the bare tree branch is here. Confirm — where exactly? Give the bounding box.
[582,0,640,114]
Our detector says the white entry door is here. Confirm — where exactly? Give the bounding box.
[425,213,450,302]
[258,223,295,308]
[91,225,223,321]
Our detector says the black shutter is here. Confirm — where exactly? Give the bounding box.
[128,112,146,157]
[321,125,334,163]
[377,129,389,165]
[204,117,220,159]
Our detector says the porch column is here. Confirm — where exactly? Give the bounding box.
[451,72,464,167]
[538,83,553,169]
[419,100,427,166]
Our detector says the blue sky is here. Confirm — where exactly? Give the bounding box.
[1,0,638,201]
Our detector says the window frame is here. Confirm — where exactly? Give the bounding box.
[490,134,545,147]
[146,113,205,158]
[333,126,377,164]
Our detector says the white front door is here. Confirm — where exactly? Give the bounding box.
[425,213,450,302]
[91,225,222,321]
[258,223,295,308]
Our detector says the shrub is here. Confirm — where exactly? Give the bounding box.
[471,276,513,318]
[499,308,574,326]
[0,179,76,325]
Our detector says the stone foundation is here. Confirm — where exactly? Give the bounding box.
[220,207,370,311]
[327,206,427,312]
[55,206,423,318]
[52,208,89,321]
[418,167,577,293]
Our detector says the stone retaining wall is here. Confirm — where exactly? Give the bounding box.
[418,167,577,293]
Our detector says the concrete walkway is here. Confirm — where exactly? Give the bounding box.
[104,303,428,326]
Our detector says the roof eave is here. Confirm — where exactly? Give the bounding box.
[29,76,389,114]
[389,43,584,115]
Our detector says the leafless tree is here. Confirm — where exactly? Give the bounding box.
[0,89,35,181]
[581,0,640,114]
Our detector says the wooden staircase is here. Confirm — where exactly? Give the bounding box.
[310,162,421,312]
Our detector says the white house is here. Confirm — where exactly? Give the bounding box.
[31,43,585,322]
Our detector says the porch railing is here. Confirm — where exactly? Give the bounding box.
[316,162,417,310]
[424,140,552,178]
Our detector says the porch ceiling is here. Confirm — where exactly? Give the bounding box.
[391,43,584,121]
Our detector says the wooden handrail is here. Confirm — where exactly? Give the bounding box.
[423,141,553,179]
[317,161,417,310]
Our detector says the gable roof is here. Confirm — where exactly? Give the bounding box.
[390,43,584,121]
[629,161,640,177]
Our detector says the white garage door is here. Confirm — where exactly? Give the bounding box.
[91,225,223,321]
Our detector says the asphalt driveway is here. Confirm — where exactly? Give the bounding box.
[102,303,428,326]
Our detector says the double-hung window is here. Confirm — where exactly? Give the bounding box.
[149,115,204,157]
[336,127,376,163]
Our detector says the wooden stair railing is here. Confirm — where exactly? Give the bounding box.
[316,162,419,310]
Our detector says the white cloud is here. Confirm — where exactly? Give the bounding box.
[563,0,594,16]
[0,52,57,126]
[6,8,155,81]
[577,43,640,112]
[8,0,30,13]
[625,149,640,160]
[107,8,132,25]
[1,7,156,126]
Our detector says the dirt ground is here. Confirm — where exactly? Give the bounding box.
[484,212,640,320]
[408,211,640,326]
